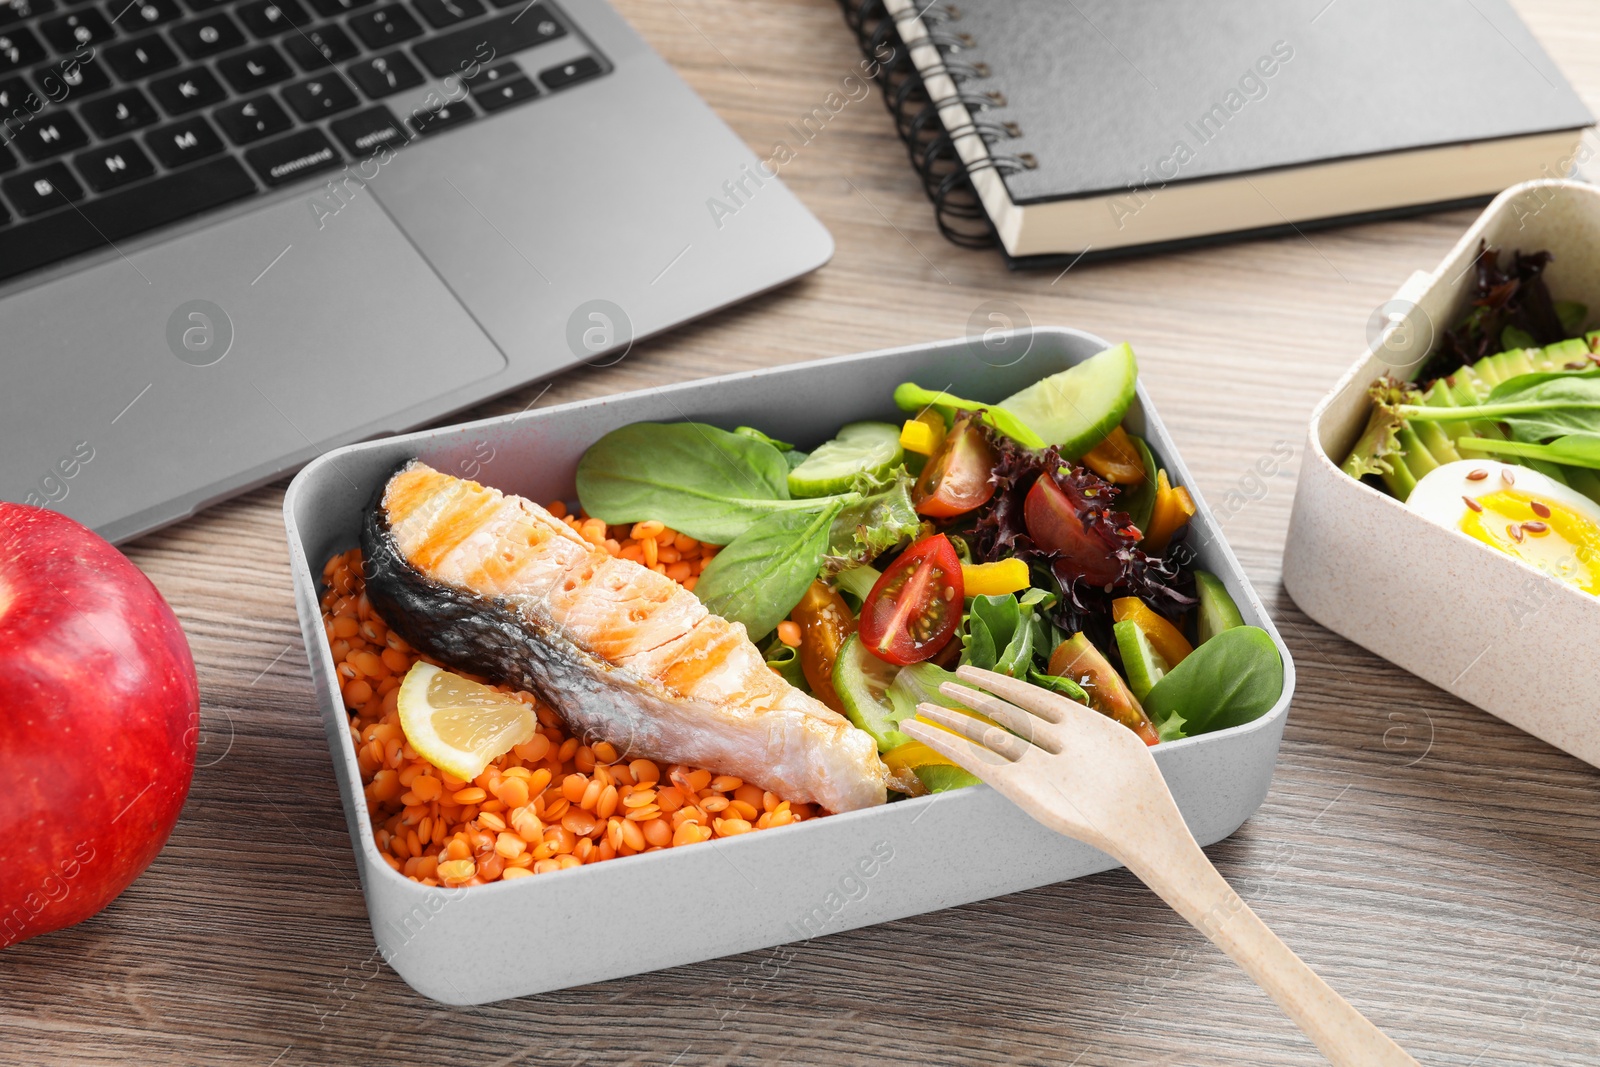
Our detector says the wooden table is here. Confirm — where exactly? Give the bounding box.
[8,1,1599,1063]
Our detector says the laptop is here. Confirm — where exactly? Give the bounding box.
[0,0,833,543]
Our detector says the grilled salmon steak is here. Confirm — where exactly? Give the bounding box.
[362,461,889,812]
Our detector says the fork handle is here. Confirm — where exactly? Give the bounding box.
[1121,837,1419,1067]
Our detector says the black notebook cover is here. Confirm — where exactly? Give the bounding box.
[844,0,1593,266]
[956,0,1590,204]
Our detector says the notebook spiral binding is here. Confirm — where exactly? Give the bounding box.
[839,0,1035,249]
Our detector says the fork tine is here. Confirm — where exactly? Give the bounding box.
[939,683,1062,752]
[956,665,1086,720]
[911,702,1030,763]
[901,718,1015,778]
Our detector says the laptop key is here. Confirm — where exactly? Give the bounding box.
[170,11,244,58]
[462,58,515,86]
[348,3,419,48]
[148,64,224,113]
[305,0,372,15]
[407,96,470,136]
[213,91,289,143]
[283,21,355,70]
[106,0,181,30]
[104,32,177,78]
[142,112,221,165]
[73,137,154,191]
[472,73,534,111]
[216,42,291,91]
[539,55,600,91]
[39,7,115,51]
[34,52,112,99]
[0,155,254,281]
[0,73,40,113]
[236,0,306,37]
[346,49,420,97]
[0,28,47,74]
[410,6,563,77]
[281,73,355,120]
[412,0,481,28]
[0,142,16,172]
[79,85,157,135]
[0,0,55,27]
[2,160,82,215]
[244,125,339,186]
[328,102,403,156]
[12,110,87,161]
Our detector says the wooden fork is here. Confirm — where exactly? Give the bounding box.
[903,666,1419,1067]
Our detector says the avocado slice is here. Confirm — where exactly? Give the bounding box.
[998,342,1138,459]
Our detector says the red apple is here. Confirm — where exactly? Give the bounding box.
[0,503,199,948]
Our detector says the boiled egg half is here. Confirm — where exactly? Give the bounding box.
[1407,460,1600,595]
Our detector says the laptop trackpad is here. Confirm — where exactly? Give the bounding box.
[0,192,505,541]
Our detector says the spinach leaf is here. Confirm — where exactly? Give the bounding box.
[959,588,1054,677]
[693,500,845,641]
[734,426,793,451]
[1399,370,1600,445]
[824,469,924,571]
[576,422,850,543]
[733,426,809,470]
[1457,434,1600,470]
[893,382,1046,449]
[1142,626,1282,737]
[1491,370,1600,442]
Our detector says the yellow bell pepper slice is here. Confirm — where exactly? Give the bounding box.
[1143,469,1195,552]
[883,739,956,773]
[899,411,945,456]
[960,558,1031,597]
[1111,596,1193,666]
[1081,425,1146,485]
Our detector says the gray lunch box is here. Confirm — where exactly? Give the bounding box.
[282,326,1296,1004]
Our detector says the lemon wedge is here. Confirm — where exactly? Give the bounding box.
[396,662,537,781]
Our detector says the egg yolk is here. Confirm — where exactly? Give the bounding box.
[1459,490,1600,594]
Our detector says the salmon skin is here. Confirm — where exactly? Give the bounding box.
[361,460,889,812]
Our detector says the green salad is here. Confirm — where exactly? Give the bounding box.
[576,343,1285,794]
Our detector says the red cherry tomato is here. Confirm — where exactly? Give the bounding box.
[1024,475,1121,587]
[913,414,996,518]
[859,534,964,665]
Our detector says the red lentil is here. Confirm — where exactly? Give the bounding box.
[322,545,822,887]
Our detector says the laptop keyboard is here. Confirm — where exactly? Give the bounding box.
[0,0,605,283]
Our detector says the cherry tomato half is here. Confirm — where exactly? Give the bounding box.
[913,414,996,518]
[859,534,964,665]
[791,580,856,713]
[1024,474,1122,587]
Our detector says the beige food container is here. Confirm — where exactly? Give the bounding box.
[1284,179,1600,768]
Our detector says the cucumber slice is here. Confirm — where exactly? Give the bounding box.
[832,633,907,752]
[1113,619,1169,703]
[998,342,1138,458]
[914,764,981,793]
[1195,570,1245,644]
[787,422,904,499]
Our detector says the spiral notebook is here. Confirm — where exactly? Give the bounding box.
[838,0,1594,269]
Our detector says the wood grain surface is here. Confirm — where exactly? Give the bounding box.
[6,1,1599,1064]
